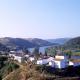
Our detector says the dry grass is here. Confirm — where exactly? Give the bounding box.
[3,61,80,80]
[3,62,51,80]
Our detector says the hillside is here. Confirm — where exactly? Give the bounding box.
[26,38,56,46]
[47,38,70,45]
[0,56,19,80]
[64,37,80,49]
[0,37,54,50]
[3,62,80,80]
[3,62,56,80]
[0,43,9,52]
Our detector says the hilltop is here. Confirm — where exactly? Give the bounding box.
[47,38,70,45]
[64,37,80,49]
[0,37,55,50]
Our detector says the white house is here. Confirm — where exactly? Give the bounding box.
[48,59,68,68]
[10,51,15,53]
[49,55,69,68]
[29,57,35,62]
[9,53,22,63]
[69,61,74,66]
[47,57,54,62]
[14,56,22,63]
[9,53,15,57]
[36,55,69,69]
[37,59,49,65]
[49,61,55,67]
[25,54,29,58]
[37,57,54,65]
[54,59,68,69]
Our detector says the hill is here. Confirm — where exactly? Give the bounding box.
[64,37,80,49]
[0,43,9,52]
[0,37,54,50]
[3,62,80,80]
[0,56,19,80]
[26,38,56,46]
[47,38,70,45]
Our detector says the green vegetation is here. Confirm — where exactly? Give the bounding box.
[3,63,56,80]
[45,48,57,56]
[0,55,79,80]
[3,62,80,80]
[64,37,80,49]
[0,56,19,80]
[1,37,80,80]
[72,52,80,56]
[33,47,40,59]
[0,37,53,50]
[63,50,80,56]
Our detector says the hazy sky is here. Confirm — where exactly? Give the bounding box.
[0,0,80,39]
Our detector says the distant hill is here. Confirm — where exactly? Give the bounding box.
[0,37,55,50]
[0,43,9,52]
[26,38,57,46]
[64,37,80,48]
[47,38,70,45]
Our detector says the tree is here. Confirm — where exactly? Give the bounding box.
[45,50,47,56]
[23,48,29,54]
[33,47,40,59]
[45,48,57,56]
[23,49,29,54]
[65,50,72,59]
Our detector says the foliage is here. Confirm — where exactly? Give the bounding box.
[72,52,80,56]
[64,50,72,58]
[0,62,19,78]
[0,56,8,69]
[45,48,57,56]
[23,48,29,54]
[64,37,80,49]
[2,62,80,80]
[0,56,19,79]
[0,37,52,50]
[33,47,40,59]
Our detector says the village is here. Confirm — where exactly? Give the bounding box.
[8,48,80,69]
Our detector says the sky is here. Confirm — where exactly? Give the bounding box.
[0,0,80,39]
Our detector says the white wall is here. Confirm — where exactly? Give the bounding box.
[69,61,74,66]
[37,59,48,65]
[9,54,15,57]
[54,61,61,68]
[29,57,35,62]
[49,61,54,67]
[14,56,22,63]
[54,60,68,69]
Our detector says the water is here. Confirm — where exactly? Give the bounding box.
[28,46,51,54]
[28,47,80,59]
[39,46,51,53]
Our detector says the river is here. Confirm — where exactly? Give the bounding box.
[28,46,52,54]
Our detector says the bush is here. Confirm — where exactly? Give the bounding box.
[0,61,19,79]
